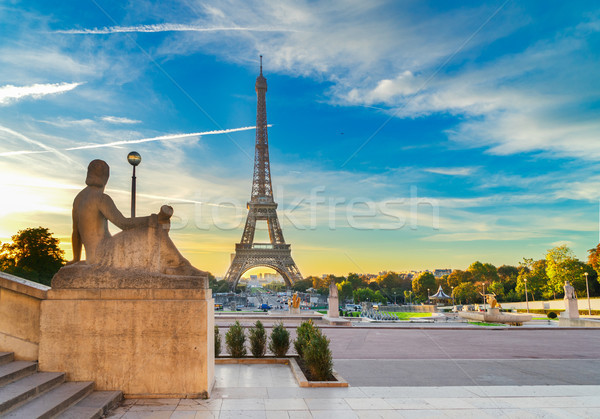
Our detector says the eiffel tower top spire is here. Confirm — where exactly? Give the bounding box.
[251,55,273,202]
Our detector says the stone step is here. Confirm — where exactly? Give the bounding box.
[0,352,14,366]
[57,390,123,419]
[0,371,64,415]
[0,361,38,387]
[4,381,94,419]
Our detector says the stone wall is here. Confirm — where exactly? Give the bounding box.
[0,272,49,360]
[39,288,215,398]
[502,298,600,312]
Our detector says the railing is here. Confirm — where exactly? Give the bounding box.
[236,243,290,250]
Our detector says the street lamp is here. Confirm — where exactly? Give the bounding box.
[127,151,141,217]
[451,286,455,306]
[427,288,430,304]
[585,272,591,316]
[482,283,486,309]
[524,278,529,313]
[394,292,397,305]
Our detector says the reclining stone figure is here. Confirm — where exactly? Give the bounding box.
[52,159,207,289]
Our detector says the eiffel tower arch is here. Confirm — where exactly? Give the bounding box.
[223,57,304,289]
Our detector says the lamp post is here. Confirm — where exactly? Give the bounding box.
[451,286,455,306]
[482,283,486,309]
[427,288,430,304]
[524,278,529,313]
[127,151,141,217]
[585,272,591,316]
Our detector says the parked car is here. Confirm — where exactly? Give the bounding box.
[259,303,272,310]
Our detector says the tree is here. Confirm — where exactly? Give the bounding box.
[412,272,436,302]
[516,258,548,301]
[488,281,505,301]
[497,265,519,281]
[352,288,385,304]
[0,227,65,286]
[210,279,230,293]
[292,278,312,292]
[467,261,498,284]
[497,265,519,295]
[587,244,600,281]
[452,282,478,304]
[338,281,353,301]
[446,270,472,288]
[347,273,366,289]
[545,245,580,298]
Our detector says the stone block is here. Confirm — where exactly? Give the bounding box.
[39,288,214,398]
[0,281,46,361]
[327,297,339,318]
[561,298,579,319]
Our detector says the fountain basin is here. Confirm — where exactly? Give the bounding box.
[458,307,532,326]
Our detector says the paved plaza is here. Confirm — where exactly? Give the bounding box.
[108,327,600,418]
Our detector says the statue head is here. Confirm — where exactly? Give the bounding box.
[86,159,110,187]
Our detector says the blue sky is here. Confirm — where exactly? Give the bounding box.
[1,0,600,277]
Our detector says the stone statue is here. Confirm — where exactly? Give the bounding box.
[52,159,207,289]
[562,280,579,319]
[480,293,501,309]
[564,281,577,300]
[329,280,338,298]
[292,293,300,309]
[327,279,339,318]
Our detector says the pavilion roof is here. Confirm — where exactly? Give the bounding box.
[430,285,451,299]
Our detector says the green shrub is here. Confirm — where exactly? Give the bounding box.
[214,325,221,357]
[547,311,557,319]
[294,320,316,357]
[303,328,333,381]
[225,321,246,358]
[248,320,267,358]
[269,321,290,357]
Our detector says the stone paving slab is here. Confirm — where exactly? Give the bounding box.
[107,365,600,418]
[108,386,600,418]
[334,359,600,387]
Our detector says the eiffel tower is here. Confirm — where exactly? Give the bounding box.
[223,57,303,289]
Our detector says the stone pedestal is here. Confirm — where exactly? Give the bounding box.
[561,298,579,319]
[39,288,214,398]
[327,297,339,318]
[289,306,300,315]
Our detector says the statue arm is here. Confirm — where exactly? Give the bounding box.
[99,194,151,230]
[69,210,82,264]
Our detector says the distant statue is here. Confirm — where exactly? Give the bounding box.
[329,280,338,298]
[52,159,207,289]
[292,292,300,309]
[564,281,577,300]
[480,293,501,309]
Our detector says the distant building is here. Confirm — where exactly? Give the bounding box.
[433,269,452,278]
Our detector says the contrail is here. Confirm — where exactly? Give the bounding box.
[55,23,296,34]
[0,125,82,166]
[66,125,265,150]
[0,125,265,156]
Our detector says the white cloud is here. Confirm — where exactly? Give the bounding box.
[424,167,474,176]
[551,240,574,248]
[0,82,82,105]
[101,116,142,124]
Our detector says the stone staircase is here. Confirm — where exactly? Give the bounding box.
[0,352,122,418]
